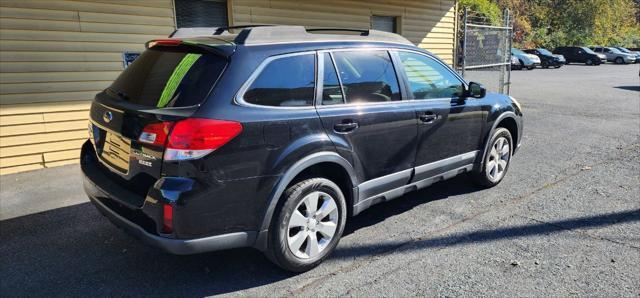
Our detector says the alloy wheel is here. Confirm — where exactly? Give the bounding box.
[486,137,510,182]
[287,191,339,259]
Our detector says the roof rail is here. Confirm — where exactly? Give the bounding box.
[306,28,370,36]
[212,25,274,35]
[169,25,275,38]
[169,25,413,46]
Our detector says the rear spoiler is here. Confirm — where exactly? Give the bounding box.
[145,38,235,60]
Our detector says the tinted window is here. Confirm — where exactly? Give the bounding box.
[322,53,344,105]
[243,54,316,107]
[109,47,226,108]
[332,51,401,103]
[398,52,463,100]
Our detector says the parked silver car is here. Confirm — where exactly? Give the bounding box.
[591,46,636,64]
[615,47,640,63]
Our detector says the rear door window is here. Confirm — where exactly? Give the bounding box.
[332,50,401,103]
[321,53,344,105]
[109,46,226,108]
[243,54,316,107]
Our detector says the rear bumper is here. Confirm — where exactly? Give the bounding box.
[81,140,261,254]
[89,194,255,254]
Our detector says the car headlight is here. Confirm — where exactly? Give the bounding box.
[509,96,522,112]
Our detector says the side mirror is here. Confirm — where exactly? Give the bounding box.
[466,82,486,99]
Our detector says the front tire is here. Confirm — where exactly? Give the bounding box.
[586,59,594,65]
[469,128,513,188]
[266,178,347,272]
[615,57,624,64]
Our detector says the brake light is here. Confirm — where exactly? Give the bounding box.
[146,39,182,48]
[164,118,243,161]
[162,203,174,234]
[139,121,174,147]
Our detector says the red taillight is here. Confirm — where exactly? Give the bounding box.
[140,118,242,161]
[162,203,174,234]
[168,118,243,150]
[139,121,174,147]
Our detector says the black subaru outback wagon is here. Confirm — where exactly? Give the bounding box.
[81,26,523,272]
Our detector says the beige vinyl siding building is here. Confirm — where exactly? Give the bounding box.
[0,0,457,175]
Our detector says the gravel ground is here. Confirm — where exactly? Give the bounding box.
[1,63,639,297]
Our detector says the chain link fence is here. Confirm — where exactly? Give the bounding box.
[457,9,513,95]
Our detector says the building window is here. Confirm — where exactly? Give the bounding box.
[175,0,228,28]
[371,15,398,33]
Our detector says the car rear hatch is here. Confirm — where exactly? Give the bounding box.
[88,38,234,204]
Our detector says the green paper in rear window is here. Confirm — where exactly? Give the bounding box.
[109,46,226,108]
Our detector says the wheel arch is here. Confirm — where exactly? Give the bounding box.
[477,112,520,170]
[253,151,357,251]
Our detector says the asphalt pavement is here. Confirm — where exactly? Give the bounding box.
[1,63,639,297]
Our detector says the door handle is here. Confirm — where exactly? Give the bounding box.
[333,121,358,133]
[418,112,438,123]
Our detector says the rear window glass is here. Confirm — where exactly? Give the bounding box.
[332,50,401,103]
[243,54,316,107]
[109,46,226,108]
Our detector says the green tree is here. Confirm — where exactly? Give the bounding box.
[459,0,502,25]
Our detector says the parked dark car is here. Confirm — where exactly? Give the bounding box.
[81,25,523,272]
[524,48,563,68]
[553,46,606,65]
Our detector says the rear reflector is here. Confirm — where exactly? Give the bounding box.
[162,203,174,234]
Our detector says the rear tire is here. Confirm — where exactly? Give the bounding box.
[266,178,347,272]
[469,128,513,188]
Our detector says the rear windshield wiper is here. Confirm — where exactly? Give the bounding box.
[106,88,130,101]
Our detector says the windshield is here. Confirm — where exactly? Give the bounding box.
[581,47,597,54]
[108,46,227,108]
[511,48,526,55]
[617,47,631,53]
[608,47,622,54]
[537,49,553,55]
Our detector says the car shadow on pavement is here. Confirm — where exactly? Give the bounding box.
[0,176,479,296]
[614,86,640,92]
[334,208,640,260]
[1,175,638,296]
